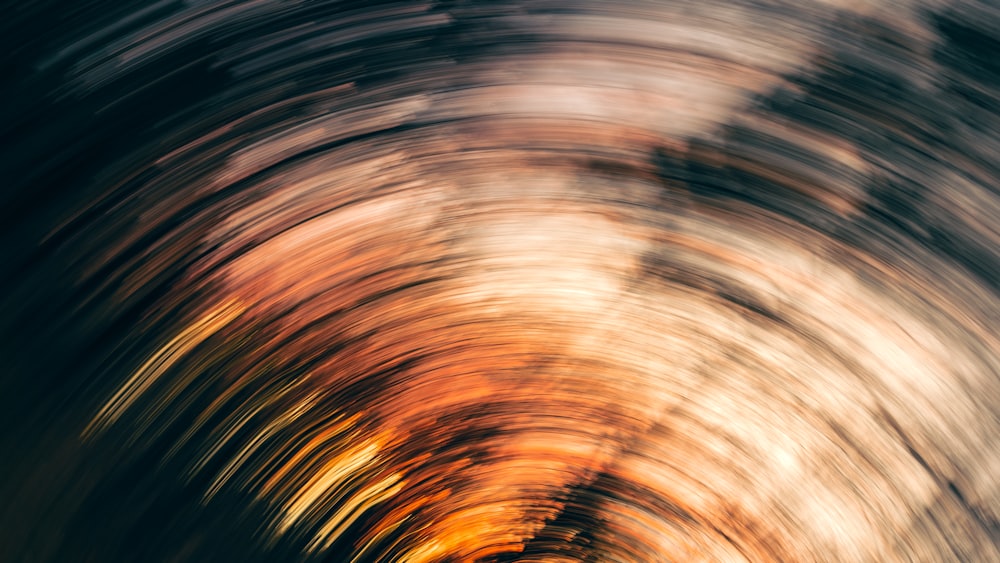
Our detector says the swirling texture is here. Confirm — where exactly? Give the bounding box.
[2,1,1000,561]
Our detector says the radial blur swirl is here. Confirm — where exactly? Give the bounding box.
[2,1,1000,561]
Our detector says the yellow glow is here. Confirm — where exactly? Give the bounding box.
[306,472,405,553]
[275,437,382,534]
[82,299,244,439]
